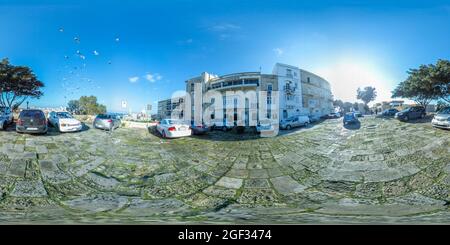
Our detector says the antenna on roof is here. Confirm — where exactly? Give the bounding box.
[259,66,262,73]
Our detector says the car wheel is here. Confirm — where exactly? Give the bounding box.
[286,125,292,130]
[222,126,227,132]
[421,113,425,119]
[404,116,409,121]
[1,122,5,130]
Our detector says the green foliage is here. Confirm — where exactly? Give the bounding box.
[0,58,44,109]
[67,100,80,114]
[357,86,377,105]
[429,59,450,103]
[392,59,450,107]
[436,101,449,112]
[68,95,106,115]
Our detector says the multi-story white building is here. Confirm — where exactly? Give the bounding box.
[159,63,334,126]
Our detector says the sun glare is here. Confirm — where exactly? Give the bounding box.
[315,58,395,105]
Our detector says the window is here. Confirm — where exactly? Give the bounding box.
[307,77,311,83]
[244,79,258,85]
[267,83,273,91]
[285,82,291,91]
[267,96,272,105]
[286,69,292,77]
[233,80,243,86]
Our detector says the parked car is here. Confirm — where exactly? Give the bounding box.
[48,111,83,132]
[431,107,450,129]
[156,119,192,138]
[256,119,275,133]
[16,109,48,134]
[353,111,363,117]
[210,118,234,131]
[191,122,209,135]
[280,115,310,130]
[326,112,341,119]
[343,112,359,125]
[0,106,13,130]
[382,108,399,116]
[308,115,320,123]
[395,106,426,121]
[93,114,121,130]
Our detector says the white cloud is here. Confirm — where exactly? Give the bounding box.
[129,76,139,83]
[209,23,240,32]
[273,48,284,57]
[144,73,162,83]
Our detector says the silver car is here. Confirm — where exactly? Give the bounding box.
[431,107,450,129]
[280,115,310,130]
[93,114,121,130]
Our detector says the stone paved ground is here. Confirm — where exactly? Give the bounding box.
[0,116,448,224]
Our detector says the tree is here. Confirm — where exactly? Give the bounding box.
[429,59,450,103]
[392,64,440,109]
[357,86,377,106]
[342,102,353,113]
[67,100,81,114]
[78,96,107,115]
[353,102,359,111]
[333,99,344,112]
[68,96,106,115]
[0,58,44,109]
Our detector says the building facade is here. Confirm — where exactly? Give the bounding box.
[159,63,334,125]
[299,69,334,118]
[157,96,185,120]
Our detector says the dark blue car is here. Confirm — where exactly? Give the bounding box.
[343,112,359,125]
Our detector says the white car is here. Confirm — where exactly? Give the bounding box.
[0,107,13,130]
[48,111,83,132]
[156,119,192,138]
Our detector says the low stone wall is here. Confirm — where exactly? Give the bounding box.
[122,121,157,129]
[73,115,96,124]
[73,115,157,129]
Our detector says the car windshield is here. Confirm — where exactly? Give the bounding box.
[20,110,44,118]
[344,113,354,118]
[438,107,450,114]
[97,114,111,119]
[56,112,73,118]
[400,108,411,112]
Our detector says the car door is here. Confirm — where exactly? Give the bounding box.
[410,107,419,119]
[157,120,165,133]
[292,117,299,127]
[48,112,55,126]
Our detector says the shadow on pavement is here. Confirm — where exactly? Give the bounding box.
[343,121,361,130]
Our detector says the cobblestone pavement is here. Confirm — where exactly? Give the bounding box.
[0,116,448,224]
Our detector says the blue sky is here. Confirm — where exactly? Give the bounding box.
[1,0,450,112]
